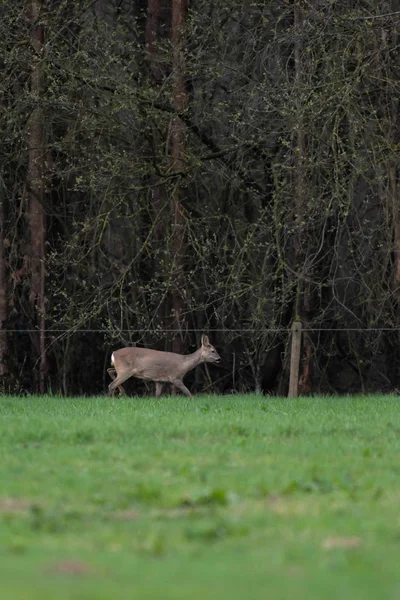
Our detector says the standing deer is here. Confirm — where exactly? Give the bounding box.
[107,335,221,398]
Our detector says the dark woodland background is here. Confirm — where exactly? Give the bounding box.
[1,0,400,396]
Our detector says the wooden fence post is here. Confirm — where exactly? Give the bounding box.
[288,320,302,397]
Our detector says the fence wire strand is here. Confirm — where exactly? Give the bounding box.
[4,328,400,333]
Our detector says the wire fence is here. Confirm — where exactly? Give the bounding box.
[3,325,399,396]
[4,328,400,333]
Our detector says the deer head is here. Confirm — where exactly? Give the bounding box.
[200,334,221,364]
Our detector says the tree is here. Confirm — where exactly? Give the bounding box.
[27,0,47,392]
[0,182,8,379]
[169,0,188,354]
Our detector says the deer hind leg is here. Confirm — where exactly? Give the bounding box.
[107,367,126,397]
[108,369,132,397]
[172,379,192,398]
[155,382,164,399]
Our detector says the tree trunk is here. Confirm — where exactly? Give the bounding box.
[28,0,47,393]
[145,0,163,83]
[170,0,188,355]
[293,0,312,395]
[0,183,8,378]
[389,166,400,295]
[145,0,166,240]
[145,0,170,341]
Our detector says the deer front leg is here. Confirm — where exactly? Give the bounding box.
[155,382,164,398]
[107,367,126,397]
[172,379,193,398]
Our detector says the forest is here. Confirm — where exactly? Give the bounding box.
[1,0,400,396]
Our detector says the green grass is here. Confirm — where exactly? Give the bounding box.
[1,394,400,599]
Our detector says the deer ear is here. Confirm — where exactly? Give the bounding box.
[201,334,209,346]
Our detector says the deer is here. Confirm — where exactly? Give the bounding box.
[107,335,221,398]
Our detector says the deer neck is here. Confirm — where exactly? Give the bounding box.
[183,348,203,374]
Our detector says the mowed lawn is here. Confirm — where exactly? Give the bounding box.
[0,394,400,600]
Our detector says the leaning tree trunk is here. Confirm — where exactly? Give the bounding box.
[170,0,188,355]
[27,0,47,393]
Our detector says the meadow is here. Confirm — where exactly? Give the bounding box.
[0,394,399,599]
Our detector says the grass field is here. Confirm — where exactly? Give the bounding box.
[0,394,400,599]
